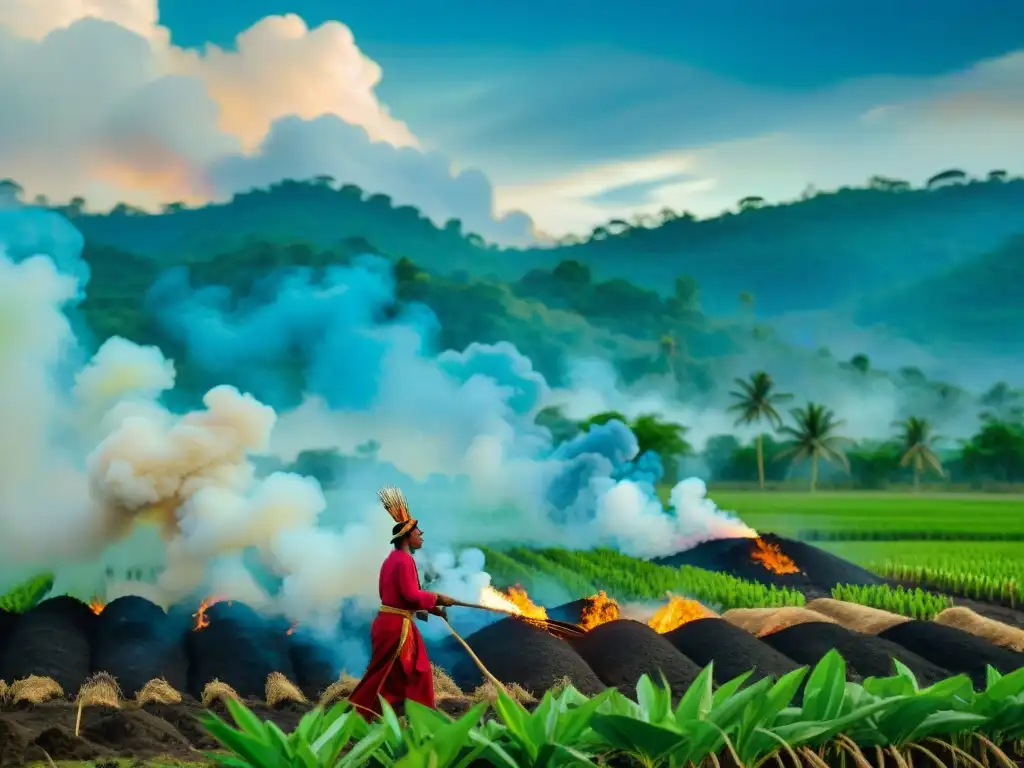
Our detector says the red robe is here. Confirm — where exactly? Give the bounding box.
[348,549,438,718]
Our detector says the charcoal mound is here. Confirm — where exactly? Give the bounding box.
[91,596,188,697]
[664,618,802,686]
[451,617,604,697]
[547,599,589,624]
[761,622,949,686]
[185,601,294,698]
[879,620,1024,687]
[287,631,341,700]
[657,533,884,594]
[0,609,18,657]
[0,596,95,692]
[570,620,701,698]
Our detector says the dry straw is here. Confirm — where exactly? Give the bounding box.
[8,675,64,705]
[723,607,838,637]
[201,679,241,708]
[934,606,1024,653]
[468,681,535,705]
[265,672,307,707]
[75,672,122,709]
[135,678,183,706]
[432,665,463,701]
[317,673,361,708]
[806,598,910,634]
[0,679,7,706]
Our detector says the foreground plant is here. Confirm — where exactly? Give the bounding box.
[200,651,1024,767]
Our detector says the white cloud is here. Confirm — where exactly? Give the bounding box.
[0,1,533,243]
[493,51,1024,236]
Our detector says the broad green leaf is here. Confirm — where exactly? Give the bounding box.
[674,664,715,723]
[890,659,920,692]
[983,665,1024,700]
[801,650,846,721]
[197,714,287,768]
[225,697,270,741]
[711,670,753,706]
[427,703,487,766]
[338,727,391,767]
[635,674,672,723]
[492,687,537,762]
[536,742,599,767]
[903,710,989,743]
[986,665,1002,689]
[589,713,690,762]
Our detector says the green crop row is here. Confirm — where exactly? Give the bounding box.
[817,542,1024,607]
[201,652,1024,767]
[0,572,53,613]
[830,584,954,619]
[483,546,805,611]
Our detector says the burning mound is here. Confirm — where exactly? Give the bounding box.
[287,630,341,700]
[657,532,884,594]
[663,618,802,687]
[0,596,95,693]
[569,620,702,699]
[450,616,604,697]
[91,596,188,698]
[761,622,949,686]
[186,600,294,699]
[878,620,1024,688]
[579,592,715,634]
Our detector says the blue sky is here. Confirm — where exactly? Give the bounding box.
[152,0,1024,235]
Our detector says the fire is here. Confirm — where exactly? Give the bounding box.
[580,591,620,629]
[193,596,224,631]
[479,584,548,621]
[750,538,801,575]
[647,595,714,634]
[89,597,105,615]
[286,622,298,636]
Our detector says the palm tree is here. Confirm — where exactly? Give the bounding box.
[777,403,850,492]
[894,417,943,491]
[728,372,793,490]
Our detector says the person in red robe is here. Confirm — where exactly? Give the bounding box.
[348,487,455,719]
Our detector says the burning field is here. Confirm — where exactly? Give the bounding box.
[1,577,1023,764]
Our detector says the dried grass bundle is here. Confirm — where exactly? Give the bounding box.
[201,679,241,708]
[934,606,1024,653]
[265,672,307,707]
[75,672,122,708]
[9,675,64,705]
[317,673,361,708]
[468,680,535,705]
[0,679,7,706]
[431,665,463,701]
[806,598,910,634]
[723,607,838,637]
[135,678,183,706]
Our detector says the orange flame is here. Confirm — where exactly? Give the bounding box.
[479,584,548,621]
[580,591,620,629]
[193,596,224,631]
[750,538,801,575]
[647,596,714,634]
[89,597,105,615]
[286,622,298,636]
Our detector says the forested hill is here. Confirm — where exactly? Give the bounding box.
[63,173,1024,319]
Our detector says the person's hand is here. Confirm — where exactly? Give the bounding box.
[415,610,429,622]
[430,606,448,621]
[435,593,455,607]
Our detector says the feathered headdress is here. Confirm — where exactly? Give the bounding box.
[378,486,417,542]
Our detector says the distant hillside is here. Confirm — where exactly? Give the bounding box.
[856,235,1024,354]
[60,173,1024,320]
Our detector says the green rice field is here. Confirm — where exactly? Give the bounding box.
[698,490,1024,536]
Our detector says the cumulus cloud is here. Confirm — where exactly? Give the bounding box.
[0,1,534,243]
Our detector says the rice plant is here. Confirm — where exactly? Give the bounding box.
[831,583,953,619]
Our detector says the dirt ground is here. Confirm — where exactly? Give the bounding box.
[0,697,476,767]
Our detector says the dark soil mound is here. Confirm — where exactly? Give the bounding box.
[0,610,17,659]
[761,622,949,686]
[92,596,188,697]
[547,599,589,624]
[185,601,294,698]
[0,597,95,693]
[287,631,341,699]
[657,533,884,594]
[879,620,1024,688]
[569,620,701,698]
[664,618,802,687]
[451,617,604,697]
